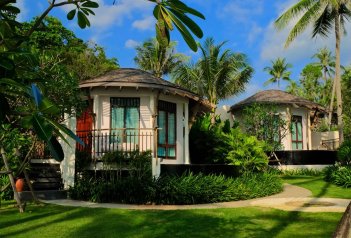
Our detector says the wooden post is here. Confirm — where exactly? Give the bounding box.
[0,147,24,213]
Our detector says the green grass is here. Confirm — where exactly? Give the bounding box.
[282,175,351,199]
[0,202,342,238]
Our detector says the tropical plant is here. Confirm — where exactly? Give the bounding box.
[241,103,289,152]
[173,37,253,113]
[312,47,335,82]
[134,38,187,78]
[275,0,351,143]
[337,139,351,165]
[263,57,292,88]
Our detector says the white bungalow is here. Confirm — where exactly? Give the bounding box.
[60,68,210,188]
[228,90,339,151]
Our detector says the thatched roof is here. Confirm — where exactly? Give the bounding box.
[230,90,326,112]
[79,68,212,110]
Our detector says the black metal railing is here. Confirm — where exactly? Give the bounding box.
[76,129,154,159]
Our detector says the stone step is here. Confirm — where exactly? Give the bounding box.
[18,190,67,201]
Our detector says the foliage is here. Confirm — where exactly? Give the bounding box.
[241,103,288,152]
[342,67,351,136]
[220,128,269,173]
[173,37,253,111]
[189,114,269,172]
[152,0,205,51]
[279,168,324,176]
[263,57,292,88]
[337,139,351,165]
[70,171,282,204]
[323,165,351,188]
[134,38,187,78]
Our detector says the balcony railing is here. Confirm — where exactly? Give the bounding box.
[76,128,154,159]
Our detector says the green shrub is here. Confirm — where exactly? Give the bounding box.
[280,168,324,176]
[323,165,351,188]
[338,139,351,165]
[69,171,283,205]
[189,114,269,172]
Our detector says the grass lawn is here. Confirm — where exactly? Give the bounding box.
[0,202,342,238]
[282,175,351,199]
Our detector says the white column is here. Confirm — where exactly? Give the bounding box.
[307,112,312,150]
[150,92,160,177]
[60,115,76,189]
[93,95,100,130]
[184,102,190,164]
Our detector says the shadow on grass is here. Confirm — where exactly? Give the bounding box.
[283,176,331,198]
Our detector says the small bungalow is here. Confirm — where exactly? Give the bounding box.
[60,68,211,188]
[229,90,339,151]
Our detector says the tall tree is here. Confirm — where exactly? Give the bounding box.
[312,47,335,82]
[134,38,187,78]
[275,0,351,143]
[173,37,253,113]
[263,58,292,89]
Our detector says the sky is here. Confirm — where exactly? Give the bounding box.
[17,0,351,107]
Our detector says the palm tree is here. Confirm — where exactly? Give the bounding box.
[263,58,292,89]
[134,38,187,78]
[312,47,336,127]
[172,37,253,113]
[286,80,301,96]
[312,47,335,82]
[275,0,351,143]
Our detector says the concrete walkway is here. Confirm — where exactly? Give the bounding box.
[43,183,350,213]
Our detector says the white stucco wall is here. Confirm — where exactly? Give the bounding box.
[312,131,339,150]
[88,87,189,165]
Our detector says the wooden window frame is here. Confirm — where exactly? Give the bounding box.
[291,115,303,150]
[158,100,177,160]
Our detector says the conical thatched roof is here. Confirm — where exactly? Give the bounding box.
[230,90,326,112]
[79,68,212,110]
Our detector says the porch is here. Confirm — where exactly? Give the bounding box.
[76,128,155,160]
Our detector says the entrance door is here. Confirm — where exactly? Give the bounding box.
[76,102,93,153]
[291,115,303,150]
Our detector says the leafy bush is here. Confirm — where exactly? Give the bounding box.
[70,171,283,205]
[220,128,268,172]
[337,139,351,165]
[280,168,324,176]
[323,165,351,187]
[189,114,269,172]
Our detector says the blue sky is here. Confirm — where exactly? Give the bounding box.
[17,0,351,107]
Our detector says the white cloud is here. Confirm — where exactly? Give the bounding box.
[132,16,155,31]
[125,39,140,49]
[247,23,263,44]
[218,0,264,23]
[60,0,153,30]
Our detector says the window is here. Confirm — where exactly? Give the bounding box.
[110,98,140,143]
[291,115,303,150]
[158,100,176,159]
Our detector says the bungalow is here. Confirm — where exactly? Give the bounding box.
[60,68,211,188]
[228,90,339,151]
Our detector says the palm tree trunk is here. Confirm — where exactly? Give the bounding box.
[328,76,336,128]
[334,14,344,143]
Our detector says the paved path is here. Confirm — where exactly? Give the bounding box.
[43,183,350,213]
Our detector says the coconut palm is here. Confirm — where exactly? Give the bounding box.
[134,38,187,78]
[312,47,335,82]
[263,58,292,89]
[286,80,301,96]
[172,37,253,113]
[275,0,351,142]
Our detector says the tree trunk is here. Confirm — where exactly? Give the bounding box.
[335,15,344,143]
[328,76,336,128]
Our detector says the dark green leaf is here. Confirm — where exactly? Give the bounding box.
[0,57,14,70]
[39,98,60,115]
[3,5,20,14]
[32,114,54,141]
[81,1,99,8]
[153,5,160,19]
[167,10,198,51]
[168,1,205,19]
[48,137,64,162]
[77,11,87,29]
[67,9,76,20]
[169,8,203,38]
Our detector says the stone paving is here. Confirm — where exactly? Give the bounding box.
[43,183,350,212]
